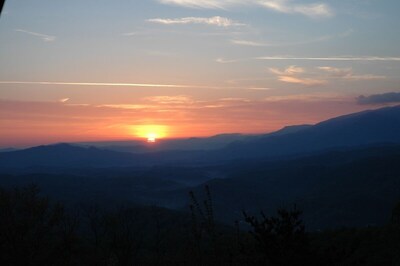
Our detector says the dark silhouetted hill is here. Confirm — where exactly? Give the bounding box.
[0,143,139,168]
[1,105,400,169]
[214,105,400,160]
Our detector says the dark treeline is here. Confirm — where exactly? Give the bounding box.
[1,185,400,266]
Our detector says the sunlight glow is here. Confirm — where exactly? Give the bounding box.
[147,133,157,143]
[131,125,169,141]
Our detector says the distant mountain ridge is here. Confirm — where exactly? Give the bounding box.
[0,143,138,168]
[0,105,399,169]
[214,105,400,160]
[77,133,252,153]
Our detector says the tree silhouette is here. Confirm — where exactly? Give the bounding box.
[391,201,400,225]
[0,0,5,16]
[0,185,66,265]
[243,206,309,266]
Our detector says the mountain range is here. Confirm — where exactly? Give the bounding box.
[1,105,399,169]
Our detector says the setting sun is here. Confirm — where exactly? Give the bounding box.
[147,133,157,143]
[131,125,169,142]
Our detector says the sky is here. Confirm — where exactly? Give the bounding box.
[1,0,400,147]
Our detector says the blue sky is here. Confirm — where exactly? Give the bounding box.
[0,0,400,146]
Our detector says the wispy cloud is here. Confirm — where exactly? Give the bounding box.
[0,81,196,88]
[216,55,400,64]
[0,80,245,91]
[98,104,151,110]
[258,0,333,18]
[269,65,326,86]
[230,30,350,47]
[147,16,244,27]
[246,87,274,91]
[318,66,386,81]
[231,39,266,47]
[15,29,56,42]
[269,65,305,75]
[357,92,400,105]
[277,76,327,86]
[158,0,334,18]
[59,98,70,103]
[143,95,194,104]
[263,93,348,102]
[122,31,140,36]
[158,0,241,9]
[269,65,386,86]
[215,57,240,64]
[257,56,400,61]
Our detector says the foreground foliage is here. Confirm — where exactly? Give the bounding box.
[0,186,400,265]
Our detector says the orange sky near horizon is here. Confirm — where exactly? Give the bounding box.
[0,95,379,148]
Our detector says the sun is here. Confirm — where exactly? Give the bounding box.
[147,133,157,143]
[130,125,169,142]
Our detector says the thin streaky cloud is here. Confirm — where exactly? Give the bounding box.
[15,29,56,42]
[59,98,70,103]
[258,0,333,18]
[257,56,400,61]
[231,34,335,47]
[158,0,241,9]
[0,81,197,88]
[269,65,304,75]
[122,32,139,36]
[215,57,241,64]
[318,66,386,81]
[147,16,244,27]
[0,81,245,90]
[231,39,266,47]
[269,65,326,86]
[214,55,400,64]
[278,76,327,86]
[246,87,274,91]
[158,0,334,18]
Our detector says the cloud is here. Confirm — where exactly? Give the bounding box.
[269,65,385,86]
[216,55,400,64]
[270,65,304,75]
[318,66,386,80]
[231,39,266,47]
[0,80,240,91]
[0,81,194,88]
[158,0,334,18]
[277,76,326,86]
[263,93,348,102]
[15,29,56,42]
[258,0,333,18]
[229,29,351,51]
[147,16,244,27]
[318,66,352,77]
[257,56,400,61]
[158,0,241,9]
[357,92,400,105]
[269,65,326,86]
[215,57,240,64]
[143,95,194,104]
[59,98,70,103]
[98,104,151,110]
[246,87,274,91]
[292,3,332,18]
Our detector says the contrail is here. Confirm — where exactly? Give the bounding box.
[0,80,246,90]
[256,56,400,61]
[0,81,197,88]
